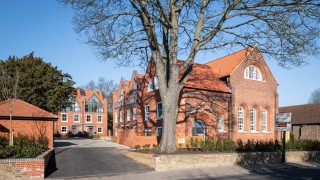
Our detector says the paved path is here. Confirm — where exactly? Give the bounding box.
[46,138,152,179]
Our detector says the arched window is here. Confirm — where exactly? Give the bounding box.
[147,79,153,92]
[237,107,244,131]
[250,108,256,131]
[192,120,206,136]
[262,109,267,131]
[244,65,263,81]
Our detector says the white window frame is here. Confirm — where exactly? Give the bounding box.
[154,76,159,90]
[238,107,244,131]
[133,108,137,121]
[156,102,162,119]
[127,109,131,121]
[115,128,118,136]
[244,65,263,81]
[97,115,103,123]
[250,108,256,131]
[86,114,92,123]
[97,127,103,134]
[218,117,224,132]
[262,109,267,132]
[61,126,67,133]
[144,127,151,136]
[156,127,162,137]
[61,113,68,122]
[73,114,80,122]
[120,111,123,122]
[114,112,118,123]
[145,105,150,121]
[147,79,153,92]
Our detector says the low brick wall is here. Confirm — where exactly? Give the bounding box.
[0,148,54,179]
[123,151,320,171]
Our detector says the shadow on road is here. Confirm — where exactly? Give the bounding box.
[45,149,57,178]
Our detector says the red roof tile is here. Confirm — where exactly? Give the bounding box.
[279,104,320,125]
[0,99,57,118]
[76,88,105,104]
[206,47,254,78]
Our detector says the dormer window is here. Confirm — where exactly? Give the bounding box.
[244,65,263,81]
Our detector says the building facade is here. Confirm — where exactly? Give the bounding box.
[280,103,320,140]
[113,46,279,147]
[55,88,108,137]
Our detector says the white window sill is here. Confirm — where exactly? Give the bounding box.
[250,131,260,134]
[61,132,67,134]
[238,131,248,133]
[97,122,103,123]
[61,121,68,123]
[219,130,226,133]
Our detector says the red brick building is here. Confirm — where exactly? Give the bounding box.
[54,88,108,137]
[0,99,57,148]
[113,46,279,147]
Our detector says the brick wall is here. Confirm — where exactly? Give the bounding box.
[293,125,320,140]
[0,119,54,148]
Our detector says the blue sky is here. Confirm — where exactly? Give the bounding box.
[0,0,319,107]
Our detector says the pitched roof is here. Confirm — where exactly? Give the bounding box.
[279,104,320,125]
[0,99,57,118]
[205,47,254,78]
[76,88,105,104]
[180,62,230,93]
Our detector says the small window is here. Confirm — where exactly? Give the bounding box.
[157,102,162,119]
[97,127,102,133]
[97,115,102,123]
[86,114,92,123]
[74,114,79,122]
[120,111,123,122]
[218,117,224,132]
[145,105,150,121]
[144,128,151,136]
[156,127,162,137]
[133,108,137,121]
[61,114,67,122]
[250,108,256,131]
[154,76,159,90]
[114,112,118,123]
[61,126,67,133]
[147,79,153,92]
[244,65,263,81]
[133,126,137,132]
[127,109,131,121]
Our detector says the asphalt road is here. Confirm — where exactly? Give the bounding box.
[46,138,153,179]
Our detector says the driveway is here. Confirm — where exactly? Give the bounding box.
[46,138,153,179]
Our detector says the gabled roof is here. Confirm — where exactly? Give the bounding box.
[0,99,57,118]
[279,104,320,125]
[205,47,254,78]
[179,61,230,93]
[76,88,105,104]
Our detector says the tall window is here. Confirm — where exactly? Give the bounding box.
[156,127,162,136]
[145,105,150,121]
[85,95,104,112]
[120,111,123,122]
[157,102,162,119]
[154,76,159,90]
[114,112,118,123]
[65,97,80,112]
[244,65,263,81]
[74,114,79,122]
[193,120,206,136]
[133,108,137,120]
[250,108,256,131]
[61,114,67,122]
[238,107,244,131]
[127,109,131,121]
[262,109,267,131]
[97,115,102,123]
[147,79,153,92]
[218,117,224,132]
[86,114,92,123]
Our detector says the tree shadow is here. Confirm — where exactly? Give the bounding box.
[45,149,57,178]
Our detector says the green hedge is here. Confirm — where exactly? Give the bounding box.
[185,138,320,153]
[0,134,48,159]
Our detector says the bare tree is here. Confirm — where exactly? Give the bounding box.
[308,88,320,104]
[59,0,320,152]
[0,65,19,146]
